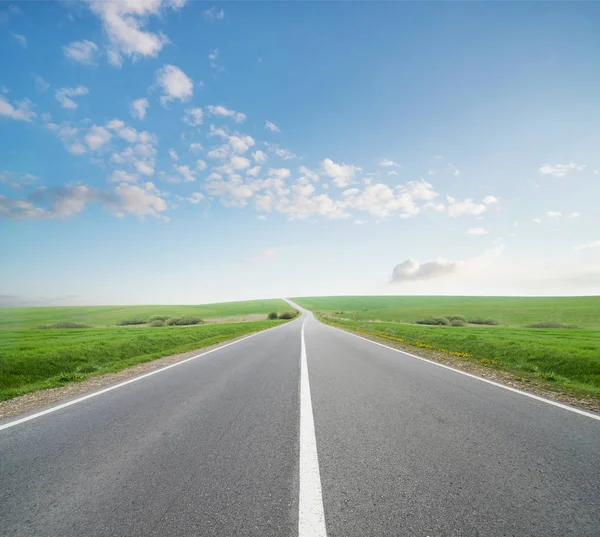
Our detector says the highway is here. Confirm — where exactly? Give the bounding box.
[1,305,599,536]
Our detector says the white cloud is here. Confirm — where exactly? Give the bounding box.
[546,211,561,218]
[322,158,361,187]
[88,0,184,63]
[175,164,196,182]
[448,163,460,176]
[230,156,251,170]
[247,166,260,177]
[169,149,178,161]
[68,143,86,155]
[206,104,246,123]
[228,135,254,154]
[111,182,167,219]
[265,120,280,132]
[84,125,112,151]
[379,159,399,167]
[188,192,205,204]
[573,240,600,251]
[131,98,149,120]
[539,163,585,178]
[183,107,204,126]
[190,143,204,152]
[446,196,486,217]
[568,212,580,219]
[11,33,27,48]
[204,6,224,21]
[482,195,499,205]
[391,258,460,283]
[266,143,298,160]
[107,49,123,68]
[0,95,36,121]
[253,150,268,164]
[109,170,138,183]
[341,183,419,218]
[156,64,193,105]
[63,40,98,65]
[196,159,207,171]
[467,227,487,235]
[298,166,319,182]
[208,48,226,72]
[32,74,49,93]
[407,180,437,201]
[55,86,88,110]
[268,168,291,180]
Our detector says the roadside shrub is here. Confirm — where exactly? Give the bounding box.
[165,316,203,326]
[116,318,147,326]
[149,320,165,327]
[38,322,92,329]
[267,312,279,320]
[278,311,298,320]
[450,319,466,326]
[416,317,450,326]
[468,317,500,326]
[149,315,171,322]
[445,315,466,322]
[525,322,581,329]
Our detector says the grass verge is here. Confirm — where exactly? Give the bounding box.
[318,316,600,401]
[0,320,283,401]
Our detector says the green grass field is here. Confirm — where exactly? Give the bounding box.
[0,299,293,401]
[293,296,600,399]
[0,299,289,330]
[292,295,600,328]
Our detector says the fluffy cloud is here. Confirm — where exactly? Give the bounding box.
[391,258,460,283]
[539,163,585,178]
[230,156,251,170]
[573,241,600,252]
[33,74,49,93]
[266,143,298,160]
[63,40,99,65]
[183,107,203,126]
[168,149,178,161]
[88,0,185,64]
[130,98,149,120]
[253,150,268,164]
[156,65,193,105]
[265,120,280,132]
[379,159,399,167]
[187,192,205,204]
[190,143,204,152]
[322,158,361,187]
[175,164,196,182]
[341,183,420,218]
[109,170,138,183]
[204,6,224,21]
[482,195,499,205]
[467,227,487,235]
[55,86,88,110]
[206,104,246,123]
[268,168,291,180]
[84,125,112,151]
[446,196,486,217]
[0,95,36,121]
[208,48,226,72]
[111,182,168,219]
[546,211,561,219]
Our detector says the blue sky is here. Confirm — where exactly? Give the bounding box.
[1,1,599,305]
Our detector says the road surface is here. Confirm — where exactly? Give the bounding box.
[1,306,599,536]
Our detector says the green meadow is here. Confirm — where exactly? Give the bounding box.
[0,299,293,401]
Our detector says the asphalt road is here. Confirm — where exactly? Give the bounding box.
[1,307,599,536]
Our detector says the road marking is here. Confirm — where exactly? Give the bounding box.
[0,322,293,433]
[299,319,328,537]
[326,323,600,422]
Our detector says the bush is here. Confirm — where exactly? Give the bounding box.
[445,315,466,322]
[278,311,298,320]
[525,322,581,329]
[468,317,500,326]
[149,315,171,322]
[149,320,165,327]
[116,318,147,326]
[450,319,466,326]
[165,316,203,326]
[38,322,92,329]
[267,312,279,320]
[416,317,450,326]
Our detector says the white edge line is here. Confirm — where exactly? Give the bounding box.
[324,322,600,422]
[0,320,295,432]
[298,318,327,537]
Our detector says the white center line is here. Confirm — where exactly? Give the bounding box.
[299,318,328,537]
